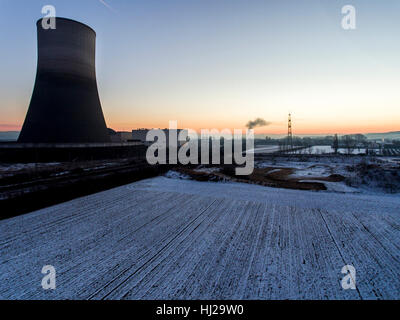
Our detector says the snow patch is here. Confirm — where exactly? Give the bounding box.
[164,170,191,180]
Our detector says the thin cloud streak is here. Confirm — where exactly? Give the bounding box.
[98,0,117,13]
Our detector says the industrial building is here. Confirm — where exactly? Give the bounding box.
[109,130,134,143]
[18,18,110,143]
[132,129,189,146]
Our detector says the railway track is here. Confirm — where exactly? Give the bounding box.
[0,160,168,219]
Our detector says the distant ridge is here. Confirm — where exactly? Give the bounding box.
[367,131,400,135]
[257,131,400,140]
[365,131,400,140]
[1,130,399,142]
[0,131,19,141]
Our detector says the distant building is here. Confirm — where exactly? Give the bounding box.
[132,129,188,146]
[109,131,133,143]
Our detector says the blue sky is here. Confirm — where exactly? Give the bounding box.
[1,0,400,134]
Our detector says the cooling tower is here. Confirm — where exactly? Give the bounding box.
[18,18,110,143]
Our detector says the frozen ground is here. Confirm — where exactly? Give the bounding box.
[164,170,191,180]
[247,145,280,154]
[0,161,123,176]
[307,146,372,155]
[249,145,381,155]
[1,176,399,300]
[256,156,400,194]
[0,162,61,173]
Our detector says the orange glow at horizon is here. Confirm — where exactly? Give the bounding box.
[1,119,398,137]
[106,120,399,136]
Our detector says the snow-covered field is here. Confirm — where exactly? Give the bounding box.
[1,176,399,300]
[307,146,372,155]
[248,145,382,155]
[256,156,400,194]
[247,145,280,154]
[0,162,61,172]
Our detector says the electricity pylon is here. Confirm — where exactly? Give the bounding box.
[287,113,293,152]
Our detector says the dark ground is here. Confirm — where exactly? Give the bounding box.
[0,159,169,220]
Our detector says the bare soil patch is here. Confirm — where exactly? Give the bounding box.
[172,166,345,191]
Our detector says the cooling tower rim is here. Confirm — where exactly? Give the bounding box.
[36,17,96,36]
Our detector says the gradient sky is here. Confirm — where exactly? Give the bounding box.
[1,0,400,135]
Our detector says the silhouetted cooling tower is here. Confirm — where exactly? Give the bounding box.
[18,18,110,143]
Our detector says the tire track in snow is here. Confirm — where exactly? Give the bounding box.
[94,199,218,300]
[317,209,363,300]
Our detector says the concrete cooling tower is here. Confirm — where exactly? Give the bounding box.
[18,18,110,143]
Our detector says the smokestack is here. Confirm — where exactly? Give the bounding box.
[18,18,110,143]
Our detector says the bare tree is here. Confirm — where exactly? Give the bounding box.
[333,134,339,154]
[343,135,356,155]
